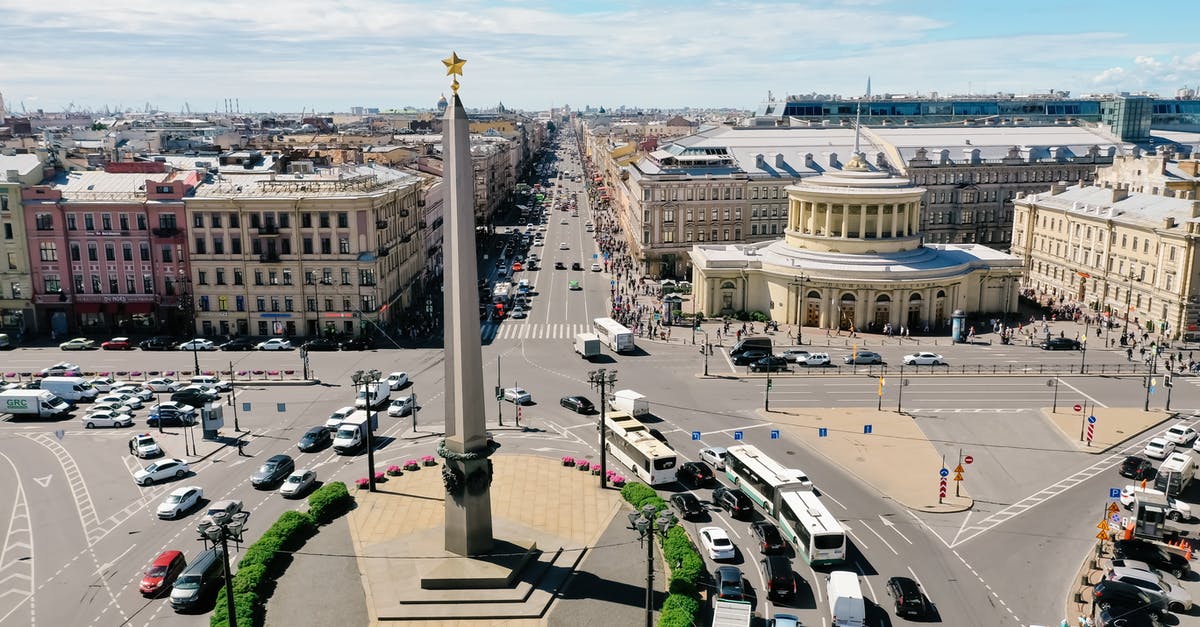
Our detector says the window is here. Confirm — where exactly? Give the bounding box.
[194,237,206,255]
[216,269,226,285]
[319,212,331,228]
[43,276,61,293]
[193,214,204,228]
[752,224,758,235]
[69,244,80,261]
[231,237,242,254]
[359,269,375,286]
[361,295,376,312]
[35,213,53,230]
[213,237,224,254]
[140,242,150,262]
[143,275,153,293]
[302,237,314,254]
[161,246,172,263]
[158,214,177,229]
[342,297,352,312]
[233,268,244,285]
[218,295,228,311]
[250,213,261,229]
[236,295,245,312]
[122,243,132,261]
[282,269,292,285]
[341,268,351,285]
[251,239,262,255]
[284,297,294,312]
[662,230,674,243]
[91,275,102,293]
[66,214,77,230]
[7,252,16,269]
[39,242,57,261]
[108,277,118,294]
[270,297,280,312]
[302,213,312,228]
[254,270,263,286]
[9,281,20,298]
[337,212,349,228]
[164,277,174,295]
[324,297,333,311]
[269,271,278,285]
[339,238,350,254]
[280,239,291,255]
[279,214,289,228]
[322,268,333,283]
[197,271,208,285]
[136,214,147,230]
[307,297,317,311]
[321,238,332,254]
[229,213,239,228]
[256,297,265,312]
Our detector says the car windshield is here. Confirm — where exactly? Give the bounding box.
[146,565,168,577]
[287,475,303,484]
[167,494,183,504]
[174,574,201,589]
[259,463,275,473]
[712,537,731,547]
[140,438,156,447]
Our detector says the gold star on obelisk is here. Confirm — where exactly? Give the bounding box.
[442,51,466,93]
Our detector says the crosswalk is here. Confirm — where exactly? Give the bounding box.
[482,322,591,341]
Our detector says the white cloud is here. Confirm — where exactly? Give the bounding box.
[1092,52,1200,91]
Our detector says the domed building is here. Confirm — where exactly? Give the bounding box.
[689,154,1022,333]
[436,93,449,114]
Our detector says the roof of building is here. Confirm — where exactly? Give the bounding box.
[0,153,42,177]
[1018,184,1200,228]
[52,169,175,198]
[191,163,419,199]
[870,125,1125,163]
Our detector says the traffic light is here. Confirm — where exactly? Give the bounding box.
[495,386,503,400]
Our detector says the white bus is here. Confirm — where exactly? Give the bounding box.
[779,490,847,566]
[724,444,812,517]
[593,317,635,353]
[492,282,513,305]
[604,410,677,485]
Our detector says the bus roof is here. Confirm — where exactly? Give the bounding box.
[727,444,811,485]
[781,491,842,534]
[606,411,675,458]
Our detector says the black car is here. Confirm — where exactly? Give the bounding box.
[1041,337,1081,350]
[760,555,795,601]
[885,576,929,618]
[146,412,197,427]
[1112,539,1192,578]
[750,521,786,554]
[713,566,745,601]
[170,388,218,408]
[1094,604,1162,627]
[297,426,332,452]
[554,261,566,270]
[675,461,715,488]
[571,262,583,271]
[301,338,339,352]
[1093,579,1169,617]
[250,454,295,488]
[669,493,705,520]
[559,395,595,414]
[733,350,769,366]
[712,486,754,519]
[749,356,790,373]
[139,336,177,351]
[219,337,256,351]
[339,337,372,351]
[1120,456,1157,480]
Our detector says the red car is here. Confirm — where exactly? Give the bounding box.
[139,550,186,596]
[512,262,523,272]
[101,337,134,350]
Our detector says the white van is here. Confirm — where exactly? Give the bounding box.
[189,375,231,393]
[827,570,866,627]
[40,376,98,402]
[1154,452,1196,497]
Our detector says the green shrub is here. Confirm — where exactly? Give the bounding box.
[658,593,700,627]
[308,481,352,524]
[734,310,751,321]
[212,509,316,627]
[211,589,258,627]
[668,552,703,595]
[750,310,769,322]
[232,563,266,594]
[620,482,657,509]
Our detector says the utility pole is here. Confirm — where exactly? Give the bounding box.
[1144,346,1158,412]
[897,363,905,413]
[764,364,772,412]
[412,385,419,432]
[496,356,503,426]
[197,511,249,627]
[228,361,240,432]
[588,368,618,488]
[628,505,675,627]
[702,331,710,377]
[352,369,381,491]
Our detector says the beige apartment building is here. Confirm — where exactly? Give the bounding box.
[0,153,43,334]
[1012,154,1200,340]
[185,163,425,339]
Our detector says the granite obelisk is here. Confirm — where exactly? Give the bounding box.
[439,52,494,556]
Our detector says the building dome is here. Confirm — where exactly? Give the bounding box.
[436,93,449,113]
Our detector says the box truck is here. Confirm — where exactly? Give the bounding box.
[39,376,98,402]
[332,411,379,454]
[609,389,649,417]
[1,389,72,418]
[574,332,601,359]
[354,382,390,410]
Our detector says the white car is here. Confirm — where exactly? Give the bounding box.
[503,387,532,404]
[387,395,416,416]
[133,458,190,486]
[385,372,409,391]
[82,410,133,429]
[255,338,292,351]
[1144,437,1176,460]
[157,486,203,519]
[144,377,181,393]
[113,385,155,402]
[279,469,317,498]
[591,263,601,272]
[178,338,216,351]
[97,393,143,409]
[1164,425,1198,446]
[698,526,736,561]
[58,337,95,350]
[1120,485,1192,521]
[190,375,232,393]
[87,377,123,393]
[802,353,831,367]
[91,400,136,415]
[510,307,527,319]
[699,447,728,470]
[781,349,809,363]
[558,242,568,250]
[326,406,356,429]
[129,433,162,458]
[1107,564,1194,611]
[903,352,946,366]
[40,362,81,377]
[533,240,544,247]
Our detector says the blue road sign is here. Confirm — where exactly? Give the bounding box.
[1088,415,1097,424]
[276,403,286,413]
[1109,488,1122,499]
[864,424,873,434]
[1150,386,1156,394]
[771,429,780,439]
[692,431,701,441]
[818,427,828,438]
[939,468,950,477]
[733,431,744,440]
[610,280,616,287]
[242,402,251,412]
[592,253,598,259]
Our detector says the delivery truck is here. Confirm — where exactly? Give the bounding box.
[39,376,98,402]
[609,389,649,417]
[574,332,601,359]
[354,382,390,410]
[332,410,379,454]
[1,389,72,419]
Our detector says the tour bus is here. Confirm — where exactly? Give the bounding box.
[603,410,677,485]
[724,444,813,516]
[593,317,635,353]
[778,490,847,565]
[492,282,513,305]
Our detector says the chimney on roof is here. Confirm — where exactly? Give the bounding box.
[1179,160,1200,177]
[775,153,785,167]
[1192,201,1200,219]
[1111,186,1129,203]
[1050,181,1067,195]
[1164,216,1177,229]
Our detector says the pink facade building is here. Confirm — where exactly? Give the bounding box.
[23,162,200,336]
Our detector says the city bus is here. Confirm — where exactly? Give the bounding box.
[593,317,635,353]
[604,410,677,485]
[723,444,813,517]
[778,490,847,566]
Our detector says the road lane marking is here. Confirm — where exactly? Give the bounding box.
[878,514,912,544]
[1058,378,1108,408]
[906,565,925,591]
[843,524,868,550]
[853,560,877,602]
[25,433,105,546]
[950,510,973,547]
[0,453,33,627]
[860,521,898,555]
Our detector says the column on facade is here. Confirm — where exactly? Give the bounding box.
[818,287,831,328]
[910,201,920,235]
[890,204,900,238]
[840,204,849,238]
[858,204,867,238]
[824,203,833,237]
[874,205,883,239]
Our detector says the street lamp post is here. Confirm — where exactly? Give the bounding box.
[792,274,809,346]
[196,510,250,627]
[702,331,710,377]
[178,277,200,375]
[1144,345,1158,412]
[588,368,618,488]
[351,369,381,491]
[1049,377,1060,413]
[628,505,676,627]
[1124,272,1136,335]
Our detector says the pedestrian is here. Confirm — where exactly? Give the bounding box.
[237,440,248,456]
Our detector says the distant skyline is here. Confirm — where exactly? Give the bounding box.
[1,0,1196,114]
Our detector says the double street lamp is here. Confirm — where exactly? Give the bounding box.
[177,277,200,374]
[196,510,249,627]
[588,368,618,488]
[628,505,676,627]
[351,369,381,491]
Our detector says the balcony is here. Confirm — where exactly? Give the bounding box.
[152,226,180,238]
[417,199,426,208]
[398,209,410,217]
[377,246,390,257]
[418,220,428,229]
[259,253,282,263]
[257,224,280,236]
[376,220,387,229]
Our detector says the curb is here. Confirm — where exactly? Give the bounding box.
[1064,539,1108,626]
[235,379,322,387]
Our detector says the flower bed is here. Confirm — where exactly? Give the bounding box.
[355,478,369,489]
[422,455,436,466]
[403,459,420,471]
[374,471,387,483]
[561,456,575,467]
[577,461,591,471]
[386,465,402,477]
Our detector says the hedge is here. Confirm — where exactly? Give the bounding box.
[209,510,316,626]
[618,482,703,627]
[307,481,353,524]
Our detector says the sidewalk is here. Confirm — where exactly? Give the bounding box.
[1043,407,1173,453]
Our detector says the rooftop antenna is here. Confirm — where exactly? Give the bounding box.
[853,77,870,156]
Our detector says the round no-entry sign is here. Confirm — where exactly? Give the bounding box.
[1074,404,1082,412]
[964,455,974,465]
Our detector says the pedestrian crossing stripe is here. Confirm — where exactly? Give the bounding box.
[481,322,591,341]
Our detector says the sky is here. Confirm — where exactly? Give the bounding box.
[0,0,1196,114]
